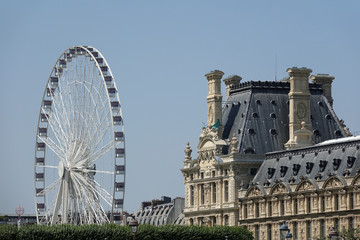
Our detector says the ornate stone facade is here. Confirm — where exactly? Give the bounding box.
[181,67,359,240]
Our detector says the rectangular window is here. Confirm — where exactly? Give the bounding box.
[335,218,339,231]
[350,193,354,210]
[307,197,311,213]
[335,194,339,210]
[256,202,259,217]
[224,181,229,202]
[307,221,311,240]
[255,225,259,240]
[212,171,216,178]
[268,224,272,240]
[212,183,216,203]
[244,204,248,219]
[294,199,298,214]
[280,200,285,216]
[321,196,325,212]
[268,201,272,217]
[201,184,204,204]
[320,219,325,237]
[349,217,354,229]
[190,174,193,180]
[293,222,298,240]
[200,172,204,179]
[190,186,194,206]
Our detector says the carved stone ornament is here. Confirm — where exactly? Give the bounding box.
[247,187,262,197]
[231,133,239,154]
[353,175,360,186]
[271,183,288,195]
[184,142,192,161]
[297,180,315,192]
[324,177,342,189]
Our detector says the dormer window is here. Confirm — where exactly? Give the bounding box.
[268,168,275,179]
[280,166,288,177]
[293,164,301,176]
[347,156,356,168]
[333,158,341,171]
[306,162,314,174]
[319,160,327,172]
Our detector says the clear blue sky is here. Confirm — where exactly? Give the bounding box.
[0,1,359,214]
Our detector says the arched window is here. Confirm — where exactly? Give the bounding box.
[190,185,194,206]
[224,215,229,226]
[189,218,194,226]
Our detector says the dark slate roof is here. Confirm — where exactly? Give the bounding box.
[251,136,360,188]
[221,81,346,155]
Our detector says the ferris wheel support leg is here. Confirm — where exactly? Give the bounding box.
[51,179,64,225]
[61,171,69,224]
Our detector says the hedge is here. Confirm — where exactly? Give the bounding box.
[0,224,253,240]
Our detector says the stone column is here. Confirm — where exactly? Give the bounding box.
[223,75,242,98]
[285,67,313,150]
[205,70,224,135]
[310,74,335,106]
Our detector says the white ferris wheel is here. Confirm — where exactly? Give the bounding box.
[34,46,126,225]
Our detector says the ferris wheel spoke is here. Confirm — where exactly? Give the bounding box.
[38,136,66,162]
[84,169,114,175]
[88,140,116,165]
[36,178,61,196]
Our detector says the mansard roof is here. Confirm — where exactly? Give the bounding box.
[221,80,346,155]
[251,136,360,188]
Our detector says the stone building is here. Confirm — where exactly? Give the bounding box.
[181,67,359,239]
[133,196,185,225]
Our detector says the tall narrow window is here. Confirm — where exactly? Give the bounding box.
[320,219,325,237]
[321,196,325,212]
[280,200,285,216]
[201,172,204,179]
[224,181,229,202]
[335,194,339,210]
[201,184,205,204]
[349,217,354,229]
[256,202,260,217]
[190,185,194,206]
[335,218,339,231]
[224,215,229,226]
[306,221,311,240]
[212,171,216,178]
[244,204,248,219]
[268,201,272,217]
[255,225,260,240]
[212,183,216,203]
[350,193,354,210]
[307,197,311,213]
[293,222,298,240]
[268,224,272,240]
[294,198,298,214]
[213,216,216,226]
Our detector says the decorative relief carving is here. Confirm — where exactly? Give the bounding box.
[272,183,288,195]
[247,187,262,197]
[297,181,315,192]
[324,177,343,189]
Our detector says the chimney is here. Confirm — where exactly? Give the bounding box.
[285,67,313,150]
[223,75,242,98]
[310,74,335,106]
[205,70,224,134]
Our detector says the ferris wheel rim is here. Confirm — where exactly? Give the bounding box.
[34,45,126,225]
